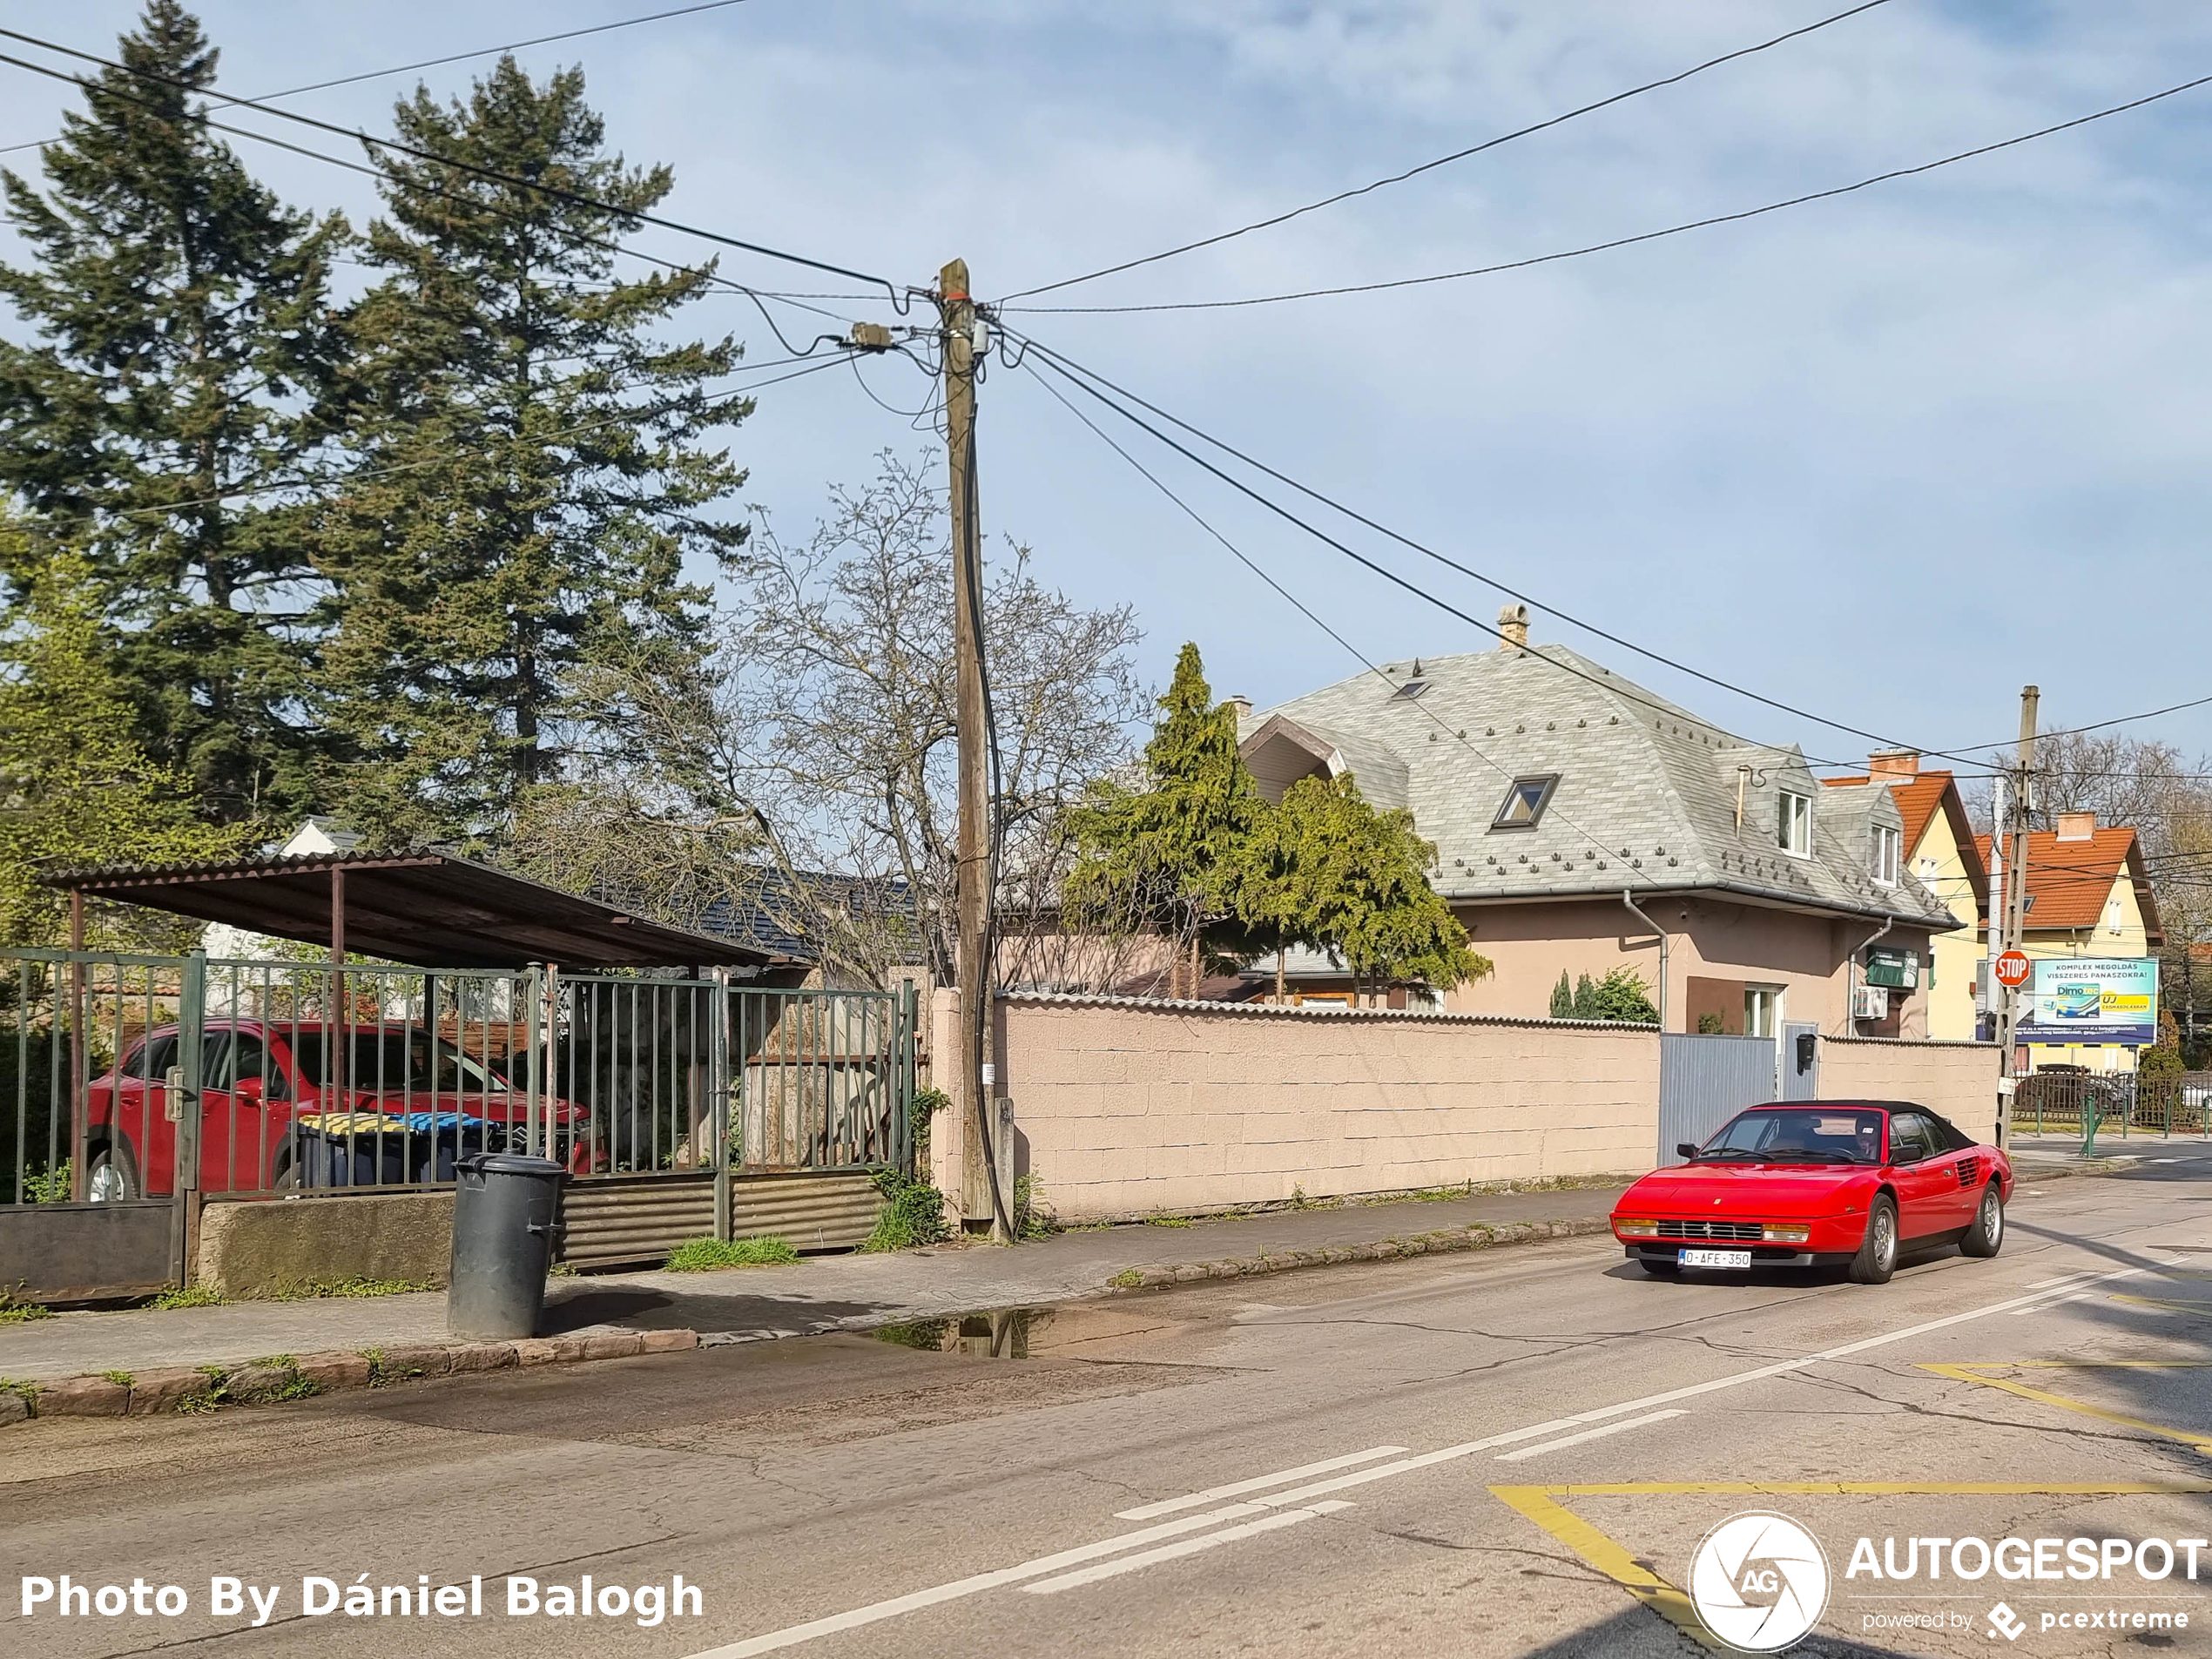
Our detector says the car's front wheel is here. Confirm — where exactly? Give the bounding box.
[1848,1195,1898,1285]
[85,1143,138,1202]
[1959,1183,2005,1258]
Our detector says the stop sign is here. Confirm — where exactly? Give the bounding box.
[1994,949,2032,990]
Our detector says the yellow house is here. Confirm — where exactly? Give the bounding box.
[1975,811,2163,1073]
[1824,753,1987,1041]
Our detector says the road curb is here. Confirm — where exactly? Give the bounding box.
[1105,1215,1615,1291]
[0,1327,699,1429]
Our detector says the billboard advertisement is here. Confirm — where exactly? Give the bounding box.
[2014,956,2159,1046]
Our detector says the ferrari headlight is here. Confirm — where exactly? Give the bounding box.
[1762,1224,1811,1244]
[1615,1218,1660,1238]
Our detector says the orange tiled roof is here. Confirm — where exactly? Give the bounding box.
[1973,825,2162,941]
[1828,768,1986,914]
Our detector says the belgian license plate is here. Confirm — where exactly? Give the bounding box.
[1680,1248,1753,1270]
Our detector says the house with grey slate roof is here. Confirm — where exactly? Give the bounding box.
[1231,609,1965,1039]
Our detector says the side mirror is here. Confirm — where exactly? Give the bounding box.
[1676,1142,1699,1160]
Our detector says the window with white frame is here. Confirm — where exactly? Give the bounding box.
[1745,986,1782,1038]
[1777,790,1811,858]
[1872,824,1900,886]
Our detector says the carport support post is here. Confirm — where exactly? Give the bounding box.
[67,887,86,1201]
[173,950,205,1286]
[329,864,347,1104]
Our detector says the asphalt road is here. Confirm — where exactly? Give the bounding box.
[10,1157,2212,1658]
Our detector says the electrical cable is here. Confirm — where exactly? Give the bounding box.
[1000,67,2212,314]
[0,24,898,296]
[1941,694,2212,756]
[1001,0,1896,303]
[1003,323,2002,777]
[0,46,879,354]
[0,0,762,158]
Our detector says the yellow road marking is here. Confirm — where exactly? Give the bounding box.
[1487,1481,2212,1652]
[1919,1361,2212,1452]
[2111,1292,2212,1317]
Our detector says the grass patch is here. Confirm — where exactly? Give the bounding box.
[99,1369,132,1388]
[0,1300,52,1324]
[1143,1214,1191,1228]
[0,1377,39,1409]
[863,1167,950,1253]
[1107,1268,1143,1290]
[262,1276,433,1301]
[145,1284,226,1311]
[664,1235,800,1271]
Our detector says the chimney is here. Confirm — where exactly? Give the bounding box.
[1226,693,1252,726]
[1868,749,1920,780]
[2055,810,2097,842]
[1498,603,1529,650]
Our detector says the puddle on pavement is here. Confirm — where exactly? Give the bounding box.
[867,1303,1186,1360]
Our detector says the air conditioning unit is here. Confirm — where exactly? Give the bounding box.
[1851,984,1889,1020]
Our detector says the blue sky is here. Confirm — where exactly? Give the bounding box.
[6,0,2210,777]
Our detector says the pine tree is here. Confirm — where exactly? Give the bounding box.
[0,2,347,823]
[1549,971,1574,1019]
[0,520,242,948]
[1572,974,1599,1019]
[1063,644,1261,993]
[314,57,745,846]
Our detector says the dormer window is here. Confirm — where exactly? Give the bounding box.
[1777,789,1811,858]
[1491,775,1559,830]
[1872,824,1900,887]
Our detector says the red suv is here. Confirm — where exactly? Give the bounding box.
[84,1021,594,1198]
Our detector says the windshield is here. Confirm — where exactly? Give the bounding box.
[286,1030,500,1094]
[1693,1109,1885,1164]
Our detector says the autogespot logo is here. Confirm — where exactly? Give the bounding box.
[1689,1511,1832,1653]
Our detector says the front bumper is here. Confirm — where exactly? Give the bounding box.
[1622,1244,1851,1269]
[1610,1213,1868,1258]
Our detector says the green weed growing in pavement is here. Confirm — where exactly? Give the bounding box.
[0,1298,52,1324]
[863,1166,949,1253]
[1144,1213,1191,1228]
[1108,1269,1144,1290]
[664,1235,801,1271]
[0,1377,39,1410]
[145,1284,225,1310]
[99,1369,132,1388]
[1012,1172,1054,1239]
[262,1276,433,1301]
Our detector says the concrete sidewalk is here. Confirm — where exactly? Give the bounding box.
[0,1183,1629,1384]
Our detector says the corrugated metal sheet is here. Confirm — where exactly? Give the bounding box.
[558,1174,715,1268]
[1658,1033,1777,1163]
[731,1171,881,1253]
[555,1170,882,1267]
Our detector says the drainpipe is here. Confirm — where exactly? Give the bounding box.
[1842,914,1895,1035]
[1622,890,1669,1034]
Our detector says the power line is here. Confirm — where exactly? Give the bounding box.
[0,24,898,295]
[1009,338,1908,778]
[1001,0,1896,304]
[1944,694,2212,755]
[1000,68,2212,315]
[0,46,875,350]
[1001,323,2004,775]
[0,0,760,158]
[1018,341,1666,888]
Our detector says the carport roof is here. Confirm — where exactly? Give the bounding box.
[44,852,790,972]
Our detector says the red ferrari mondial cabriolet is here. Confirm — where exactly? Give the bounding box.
[1611,1101,2012,1285]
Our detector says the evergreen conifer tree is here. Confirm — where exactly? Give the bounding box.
[1063,644,1260,992]
[1549,970,1574,1019]
[0,1,347,822]
[314,57,746,846]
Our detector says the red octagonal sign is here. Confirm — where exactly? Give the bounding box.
[1994,949,2033,990]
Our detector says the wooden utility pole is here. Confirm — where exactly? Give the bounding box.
[940,258,1006,1241]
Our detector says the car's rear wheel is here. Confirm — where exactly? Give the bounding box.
[1847,1195,1898,1285]
[1959,1183,2004,1258]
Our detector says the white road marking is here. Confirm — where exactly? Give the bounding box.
[2026,1273,2099,1290]
[685,1258,2163,1658]
[1116,1447,1407,1519]
[2010,1291,2094,1317]
[1494,1409,1687,1462]
[1023,1502,1356,1595]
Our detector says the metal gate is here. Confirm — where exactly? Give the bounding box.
[3,946,921,1296]
[1657,1032,1778,1163]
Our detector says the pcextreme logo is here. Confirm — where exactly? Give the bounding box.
[1688,1511,1832,1654]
